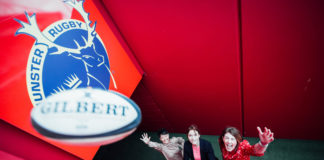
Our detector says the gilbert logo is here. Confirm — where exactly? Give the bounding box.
[31,88,142,145]
[15,0,117,106]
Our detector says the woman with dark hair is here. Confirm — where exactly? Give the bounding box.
[183,124,218,160]
[218,126,274,160]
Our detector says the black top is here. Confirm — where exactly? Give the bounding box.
[183,138,218,160]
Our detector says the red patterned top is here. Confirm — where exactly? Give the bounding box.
[221,140,264,160]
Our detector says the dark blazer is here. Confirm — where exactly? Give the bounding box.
[183,138,218,160]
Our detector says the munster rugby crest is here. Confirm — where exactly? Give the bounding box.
[15,0,117,106]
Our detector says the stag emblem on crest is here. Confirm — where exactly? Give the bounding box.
[15,0,117,106]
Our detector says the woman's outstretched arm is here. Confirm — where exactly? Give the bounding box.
[253,126,274,154]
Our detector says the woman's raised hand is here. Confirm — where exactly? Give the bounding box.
[257,126,274,145]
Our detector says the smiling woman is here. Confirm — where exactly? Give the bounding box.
[183,124,219,160]
[218,126,274,160]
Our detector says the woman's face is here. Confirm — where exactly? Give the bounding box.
[188,130,200,145]
[223,132,237,152]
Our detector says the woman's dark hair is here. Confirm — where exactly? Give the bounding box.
[187,124,200,135]
[218,126,242,152]
[157,128,169,137]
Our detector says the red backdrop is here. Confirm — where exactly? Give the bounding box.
[104,0,243,136]
[242,0,324,139]
[103,0,324,140]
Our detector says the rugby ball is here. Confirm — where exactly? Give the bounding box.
[30,88,141,145]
